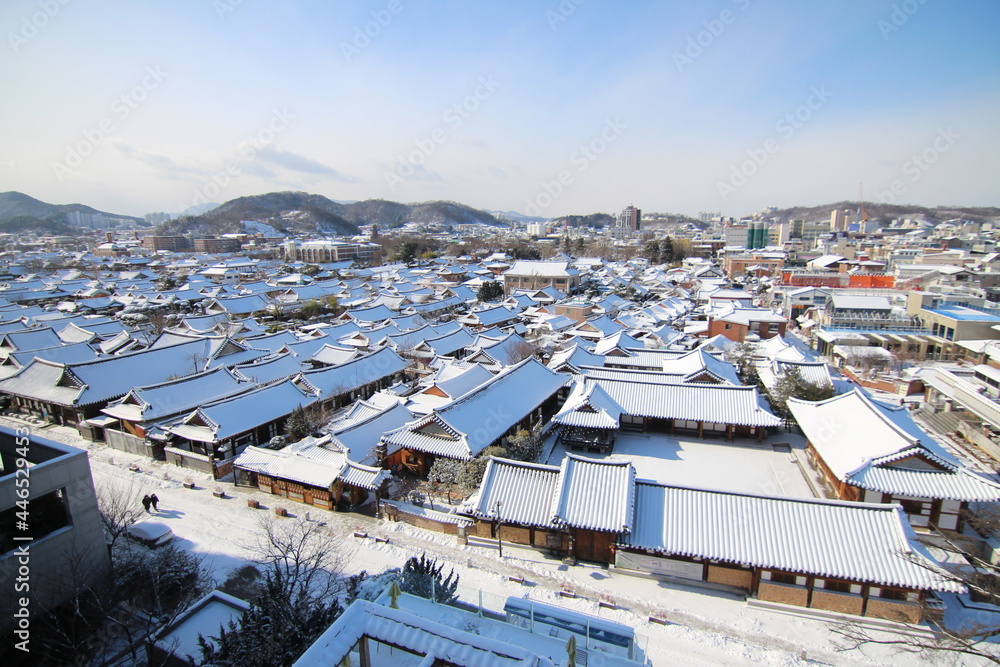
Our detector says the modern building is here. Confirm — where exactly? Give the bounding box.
[283,240,380,264]
[0,426,110,634]
[502,260,581,296]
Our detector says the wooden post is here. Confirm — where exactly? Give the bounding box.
[698,421,704,439]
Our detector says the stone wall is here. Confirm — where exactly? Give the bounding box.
[707,565,752,590]
[811,589,864,615]
[866,598,923,624]
[758,581,809,607]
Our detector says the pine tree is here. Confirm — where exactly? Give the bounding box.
[399,554,459,603]
[284,405,312,441]
[477,281,504,302]
[197,573,341,667]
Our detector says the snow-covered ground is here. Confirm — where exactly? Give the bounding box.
[15,416,989,666]
[546,432,817,499]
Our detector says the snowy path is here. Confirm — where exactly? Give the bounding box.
[14,418,971,666]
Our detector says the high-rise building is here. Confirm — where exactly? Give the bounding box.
[830,209,853,231]
[618,205,641,232]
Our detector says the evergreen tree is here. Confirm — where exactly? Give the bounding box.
[197,573,341,667]
[284,405,311,441]
[477,280,504,302]
[770,365,836,419]
[660,237,675,263]
[644,240,661,264]
[399,554,459,603]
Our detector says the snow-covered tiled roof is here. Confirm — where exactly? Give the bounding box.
[623,481,962,593]
[583,376,781,427]
[550,455,634,533]
[789,389,1000,501]
[382,357,569,460]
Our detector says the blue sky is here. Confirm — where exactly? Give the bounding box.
[2,0,998,218]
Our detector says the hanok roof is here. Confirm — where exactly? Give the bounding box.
[103,367,247,423]
[295,348,410,398]
[382,357,569,460]
[549,455,635,533]
[0,338,213,407]
[504,260,578,278]
[789,389,1000,502]
[166,379,317,443]
[582,376,781,427]
[231,353,309,384]
[623,481,962,593]
[552,381,624,430]
[234,438,389,491]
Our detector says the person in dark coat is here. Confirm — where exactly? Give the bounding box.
[141,495,151,513]
[149,494,160,512]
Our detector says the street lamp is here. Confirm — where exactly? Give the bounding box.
[494,500,503,559]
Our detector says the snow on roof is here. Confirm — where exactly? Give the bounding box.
[504,260,578,277]
[0,338,213,407]
[309,343,361,367]
[168,379,317,443]
[552,381,624,430]
[296,348,410,398]
[582,376,781,427]
[231,352,309,384]
[155,590,250,659]
[382,357,569,460]
[293,599,551,667]
[549,454,635,533]
[103,366,246,423]
[623,481,962,592]
[789,389,1000,501]
[828,294,892,311]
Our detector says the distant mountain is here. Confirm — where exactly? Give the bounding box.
[176,202,220,218]
[552,213,616,229]
[489,210,547,224]
[765,201,1000,226]
[0,191,143,231]
[158,191,502,236]
[0,215,77,236]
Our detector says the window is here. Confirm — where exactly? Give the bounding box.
[724,323,732,330]
[0,488,72,555]
[765,571,804,586]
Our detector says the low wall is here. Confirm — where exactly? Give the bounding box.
[865,598,923,624]
[758,581,809,607]
[811,589,864,615]
[707,565,752,590]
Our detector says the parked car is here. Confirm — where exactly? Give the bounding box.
[125,520,174,548]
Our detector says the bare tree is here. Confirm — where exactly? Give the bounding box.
[834,514,1000,664]
[245,516,354,607]
[96,476,147,550]
[504,337,539,365]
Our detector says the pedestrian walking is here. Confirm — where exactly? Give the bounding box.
[141,495,151,513]
[150,494,159,512]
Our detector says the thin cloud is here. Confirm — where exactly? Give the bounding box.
[256,146,359,183]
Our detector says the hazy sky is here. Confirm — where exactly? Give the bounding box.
[2,0,998,218]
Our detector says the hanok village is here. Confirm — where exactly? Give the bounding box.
[4,232,1000,662]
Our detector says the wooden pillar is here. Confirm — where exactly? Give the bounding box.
[726,424,734,442]
[698,421,704,439]
[358,636,371,667]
